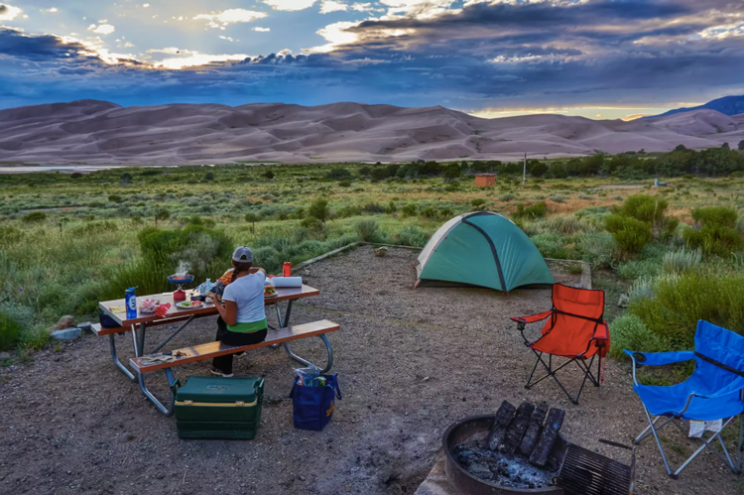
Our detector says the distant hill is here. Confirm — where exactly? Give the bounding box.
[0,100,743,164]
[649,95,744,119]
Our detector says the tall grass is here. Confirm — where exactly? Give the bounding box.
[662,248,702,274]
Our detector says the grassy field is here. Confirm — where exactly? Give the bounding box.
[1,161,743,364]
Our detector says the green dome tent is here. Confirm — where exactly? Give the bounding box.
[415,212,554,292]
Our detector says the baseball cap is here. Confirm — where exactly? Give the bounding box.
[232,246,253,263]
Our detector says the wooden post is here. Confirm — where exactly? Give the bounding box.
[523,152,527,186]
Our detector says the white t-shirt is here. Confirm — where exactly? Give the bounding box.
[222,271,267,324]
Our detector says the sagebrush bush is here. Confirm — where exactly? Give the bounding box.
[541,214,594,235]
[605,214,652,254]
[662,248,702,274]
[577,233,616,268]
[400,204,417,217]
[514,201,547,220]
[354,218,380,242]
[627,276,656,304]
[549,195,565,203]
[531,233,570,259]
[499,193,516,202]
[395,226,430,247]
[22,211,46,223]
[683,205,744,257]
[609,314,668,359]
[617,259,662,281]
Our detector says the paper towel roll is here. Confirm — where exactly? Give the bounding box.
[271,277,303,288]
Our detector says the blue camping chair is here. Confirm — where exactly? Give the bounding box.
[625,320,744,478]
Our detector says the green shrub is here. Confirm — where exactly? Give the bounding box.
[541,215,594,235]
[0,226,24,245]
[605,214,652,254]
[384,201,397,214]
[420,207,438,219]
[395,226,430,247]
[662,248,702,274]
[336,205,363,218]
[549,195,565,203]
[300,216,324,231]
[308,198,330,224]
[354,219,380,242]
[22,211,46,223]
[400,204,417,217]
[245,212,262,223]
[578,192,594,200]
[100,260,170,301]
[338,180,352,187]
[253,246,282,273]
[108,194,123,203]
[363,202,385,214]
[326,167,352,180]
[683,225,744,257]
[629,272,744,347]
[500,193,516,202]
[691,206,738,229]
[609,314,668,359]
[0,310,23,351]
[471,198,486,211]
[627,276,656,304]
[514,201,547,220]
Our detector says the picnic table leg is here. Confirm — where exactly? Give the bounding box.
[137,367,178,416]
[108,334,135,381]
[283,334,333,373]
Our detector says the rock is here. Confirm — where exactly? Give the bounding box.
[49,315,75,332]
[51,328,82,341]
[618,294,629,308]
[374,246,388,257]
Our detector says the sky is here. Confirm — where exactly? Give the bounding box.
[0,0,743,120]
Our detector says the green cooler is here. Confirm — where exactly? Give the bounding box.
[174,376,264,440]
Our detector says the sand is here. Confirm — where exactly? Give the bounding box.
[0,100,742,165]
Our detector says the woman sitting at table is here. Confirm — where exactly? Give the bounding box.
[211,246,267,377]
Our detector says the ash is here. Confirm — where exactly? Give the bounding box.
[454,444,555,490]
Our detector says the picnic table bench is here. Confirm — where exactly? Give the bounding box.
[97,285,339,415]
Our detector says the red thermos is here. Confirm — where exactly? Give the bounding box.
[283,262,292,277]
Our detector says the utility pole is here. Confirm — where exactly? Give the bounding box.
[522,152,527,186]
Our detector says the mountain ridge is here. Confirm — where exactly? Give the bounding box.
[648,95,744,119]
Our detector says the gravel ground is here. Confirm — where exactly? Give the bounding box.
[0,246,741,495]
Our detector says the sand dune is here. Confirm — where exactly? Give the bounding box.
[0,100,742,164]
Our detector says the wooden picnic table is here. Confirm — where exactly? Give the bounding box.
[97,284,320,384]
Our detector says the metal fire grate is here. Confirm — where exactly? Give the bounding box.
[555,440,635,495]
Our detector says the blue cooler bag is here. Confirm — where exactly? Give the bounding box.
[289,374,341,431]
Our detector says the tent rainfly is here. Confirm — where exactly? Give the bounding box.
[415,211,554,292]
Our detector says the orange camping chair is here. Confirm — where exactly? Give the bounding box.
[511,284,610,405]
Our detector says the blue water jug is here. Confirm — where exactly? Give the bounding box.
[125,287,137,319]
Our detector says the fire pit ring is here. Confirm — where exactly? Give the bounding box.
[442,415,567,495]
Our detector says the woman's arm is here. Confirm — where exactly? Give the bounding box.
[215,300,239,326]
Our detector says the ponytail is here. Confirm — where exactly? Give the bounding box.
[231,261,253,283]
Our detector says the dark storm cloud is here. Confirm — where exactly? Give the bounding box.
[0,28,92,61]
[0,5,8,15]
[0,0,743,111]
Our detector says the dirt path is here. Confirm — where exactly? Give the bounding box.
[0,246,740,494]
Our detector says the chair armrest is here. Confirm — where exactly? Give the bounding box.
[624,350,695,366]
[625,350,695,387]
[594,322,609,340]
[510,310,553,325]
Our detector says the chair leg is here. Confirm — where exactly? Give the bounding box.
[636,412,740,478]
[525,349,588,405]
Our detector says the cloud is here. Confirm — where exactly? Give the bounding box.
[88,23,115,35]
[42,7,58,13]
[261,0,318,12]
[194,8,268,29]
[254,27,271,32]
[320,0,348,13]
[0,3,22,21]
